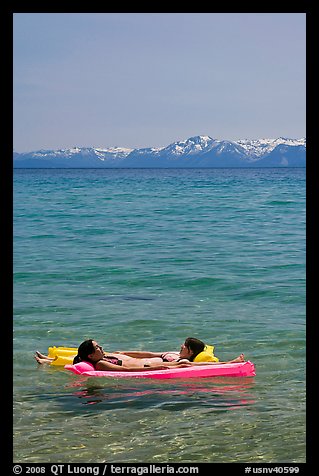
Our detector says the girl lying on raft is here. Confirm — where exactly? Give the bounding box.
[35,337,245,372]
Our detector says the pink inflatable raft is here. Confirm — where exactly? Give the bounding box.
[65,360,256,379]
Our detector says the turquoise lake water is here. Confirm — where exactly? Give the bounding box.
[13,168,306,463]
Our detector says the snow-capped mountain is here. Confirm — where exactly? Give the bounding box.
[13,135,306,168]
[159,135,215,156]
[235,137,306,159]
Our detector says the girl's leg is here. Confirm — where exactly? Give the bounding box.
[34,351,55,364]
[228,353,245,363]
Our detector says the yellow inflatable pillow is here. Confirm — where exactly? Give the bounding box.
[48,346,78,366]
[193,345,219,362]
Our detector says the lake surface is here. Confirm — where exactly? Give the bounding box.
[13,168,306,463]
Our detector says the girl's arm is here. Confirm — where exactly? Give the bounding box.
[177,359,220,366]
[178,356,245,366]
[113,351,164,358]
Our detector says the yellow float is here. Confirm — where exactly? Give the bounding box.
[47,344,219,366]
[48,346,77,366]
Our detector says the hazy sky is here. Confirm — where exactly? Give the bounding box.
[13,13,306,152]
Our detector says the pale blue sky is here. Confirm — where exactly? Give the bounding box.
[13,13,306,152]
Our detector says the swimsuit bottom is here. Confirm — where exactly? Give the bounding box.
[160,352,180,362]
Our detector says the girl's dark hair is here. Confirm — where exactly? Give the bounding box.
[184,337,205,362]
[73,339,95,364]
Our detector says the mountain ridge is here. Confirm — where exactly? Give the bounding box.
[13,135,306,168]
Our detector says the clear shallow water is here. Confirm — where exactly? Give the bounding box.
[13,168,306,463]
